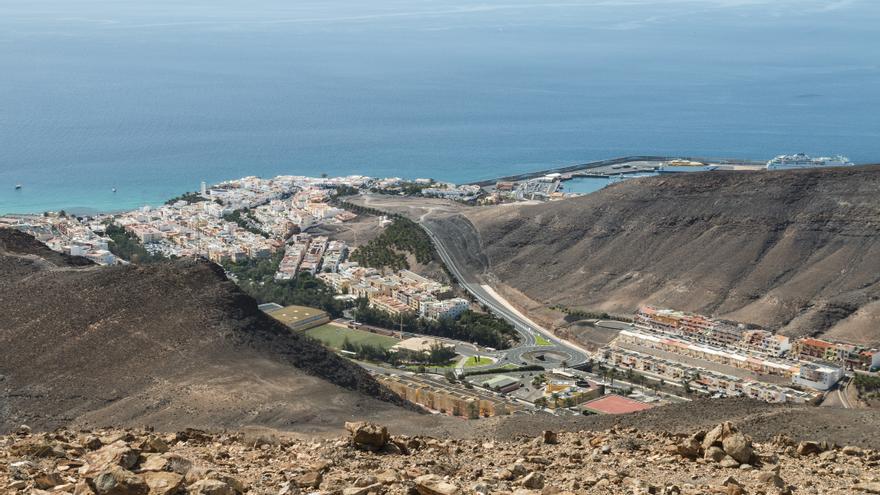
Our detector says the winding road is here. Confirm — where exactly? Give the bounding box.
[357,193,590,368]
[424,224,590,367]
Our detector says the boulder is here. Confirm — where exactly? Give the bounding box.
[701,424,726,451]
[7,480,27,491]
[415,474,461,495]
[354,475,378,487]
[277,481,300,495]
[140,453,192,475]
[205,473,243,494]
[344,422,389,451]
[9,460,37,480]
[138,436,169,454]
[719,456,740,468]
[522,472,544,489]
[842,446,864,457]
[342,483,382,495]
[721,432,753,464]
[675,437,703,459]
[34,471,65,489]
[722,476,744,491]
[90,466,149,495]
[705,446,726,463]
[296,471,323,489]
[188,479,235,495]
[10,438,65,458]
[74,480,98,495]
[856,482,880,494]
[543,431,558,445]
[375,470,399,485]
[84,436,104,451]
[142,471,184,495]
[796,441,825,456]
[757,471,785,489]
[84,441,140,473]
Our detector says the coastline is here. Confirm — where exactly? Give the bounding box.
[3,154,872,217]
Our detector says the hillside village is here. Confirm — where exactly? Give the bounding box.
[2,172,879,420]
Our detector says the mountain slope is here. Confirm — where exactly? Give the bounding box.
[466,165,880,344]
[0,229,417,433]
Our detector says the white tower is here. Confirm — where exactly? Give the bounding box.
[200,181,207,196]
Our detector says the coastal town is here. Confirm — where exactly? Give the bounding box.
[2,166,878,420]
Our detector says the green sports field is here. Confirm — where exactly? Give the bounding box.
[305,324,400,350]
[463,356,495,367]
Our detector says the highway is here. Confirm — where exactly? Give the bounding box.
[417,215,591,368]
[837,377,854,409]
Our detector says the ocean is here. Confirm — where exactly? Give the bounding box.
[1,0,879,214]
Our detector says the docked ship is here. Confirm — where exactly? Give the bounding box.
[766,153,854,170]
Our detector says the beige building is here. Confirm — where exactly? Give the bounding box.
[378,374,516,418]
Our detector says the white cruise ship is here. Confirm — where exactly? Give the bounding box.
[766,153,854,170]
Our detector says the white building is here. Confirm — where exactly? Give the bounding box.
[792,363,844,391]
[423,297,470,320]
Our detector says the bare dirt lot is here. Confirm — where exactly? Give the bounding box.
[306,213,384,249]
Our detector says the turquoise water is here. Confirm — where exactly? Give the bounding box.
[560,177,612,195]
[2,1,879,214]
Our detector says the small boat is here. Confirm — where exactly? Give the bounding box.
[112,187,117,193]
[15,184,22,190]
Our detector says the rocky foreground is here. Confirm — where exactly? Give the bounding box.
[2,422,878,495]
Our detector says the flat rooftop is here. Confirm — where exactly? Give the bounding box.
[392,336,453,353]
[258,302,284,312]
[264,304,327,326]
[582,394,654,415]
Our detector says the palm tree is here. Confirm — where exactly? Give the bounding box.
[551,392,561,408]
[607,368,617,386]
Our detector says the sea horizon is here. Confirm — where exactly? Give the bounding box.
[2,0,879,214]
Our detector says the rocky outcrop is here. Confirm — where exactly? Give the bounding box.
[345,422,390,451]
[670,422,757,468]
[3,423,877,495]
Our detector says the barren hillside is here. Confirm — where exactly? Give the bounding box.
[466,166,880,344]
[0,229,421,434]
[3,419,879,494]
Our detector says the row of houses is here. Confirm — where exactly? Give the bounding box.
[377,373,517,418]
[614,329,843,391]
[601,347,816,403]
[636,306,879,370]
[793,337,880,371]
[275,236,310,281]
[617,329,797,377]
